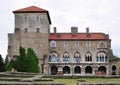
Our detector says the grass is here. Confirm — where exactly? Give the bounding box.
[54,78,120,85]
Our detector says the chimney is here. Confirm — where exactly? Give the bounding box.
[86,27,89,33]
[53,27,57,33]
[71,27,78,34]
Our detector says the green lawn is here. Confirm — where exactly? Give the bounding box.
[54,78,120,85]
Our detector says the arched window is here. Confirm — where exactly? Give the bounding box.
[63,52,70,62]
[97,42,107,48]
[49,52,58,62]
[96,52,107,62]
[85,51,92,62]
[50,41,56,47]
[74,52,81,63]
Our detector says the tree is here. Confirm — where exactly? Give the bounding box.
[27,48,39,73]
[6,46,39,73]
[0,55,5,72]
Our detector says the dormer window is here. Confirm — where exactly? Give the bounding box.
[50,41,56,47]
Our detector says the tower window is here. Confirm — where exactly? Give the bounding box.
[36,16,40,22]
[24,28,28,33]
[24,16,28,22]
[36,28,40,33]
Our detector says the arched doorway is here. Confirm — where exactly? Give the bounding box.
[51,66,58,75]
[85,66,92,74]
[98,66,106,75]
[112,65,116,75]
[74,66,81,74]
[63,66,70,74]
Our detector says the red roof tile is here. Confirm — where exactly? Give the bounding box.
[13,6,47,13]
[13,6,51,24]
[49,33,108,40]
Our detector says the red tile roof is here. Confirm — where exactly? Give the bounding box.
[13,6,51,24]
[49,33,108,40]
[13,6,47,13]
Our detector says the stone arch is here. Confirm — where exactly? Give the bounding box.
[98,66,106,75]
[63,66,70,74]
[74,66,81,74]
[85,66,92,74]
[51,65,58,75]
[112,65,116,75]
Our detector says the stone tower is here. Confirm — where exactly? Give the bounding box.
[8,6,51,73]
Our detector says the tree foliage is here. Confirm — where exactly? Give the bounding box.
[0,55,5,72]
[6,46,39,73]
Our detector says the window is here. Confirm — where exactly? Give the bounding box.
[64,42,68,48]
[24,28,28,33]
[97,42,107,48]
[86,42,91,47]
[63,52,70,62]
[36,16,40,22]
[36,28,40,33]
[75,42,79,47]
[50,41,56,47]
[49,52,59,62]
[74,52,81,63]
[24,16,28,22]
[96,52,107,62]
[85,52,92,62]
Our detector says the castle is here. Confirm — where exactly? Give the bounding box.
[8,6,120,76]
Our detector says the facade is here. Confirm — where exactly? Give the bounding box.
[8,6,120,76]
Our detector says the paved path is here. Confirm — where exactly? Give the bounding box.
[20,74,44,82]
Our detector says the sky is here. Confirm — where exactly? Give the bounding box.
[0,0,120,59]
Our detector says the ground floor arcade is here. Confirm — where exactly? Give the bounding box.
[48,64,109,76]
